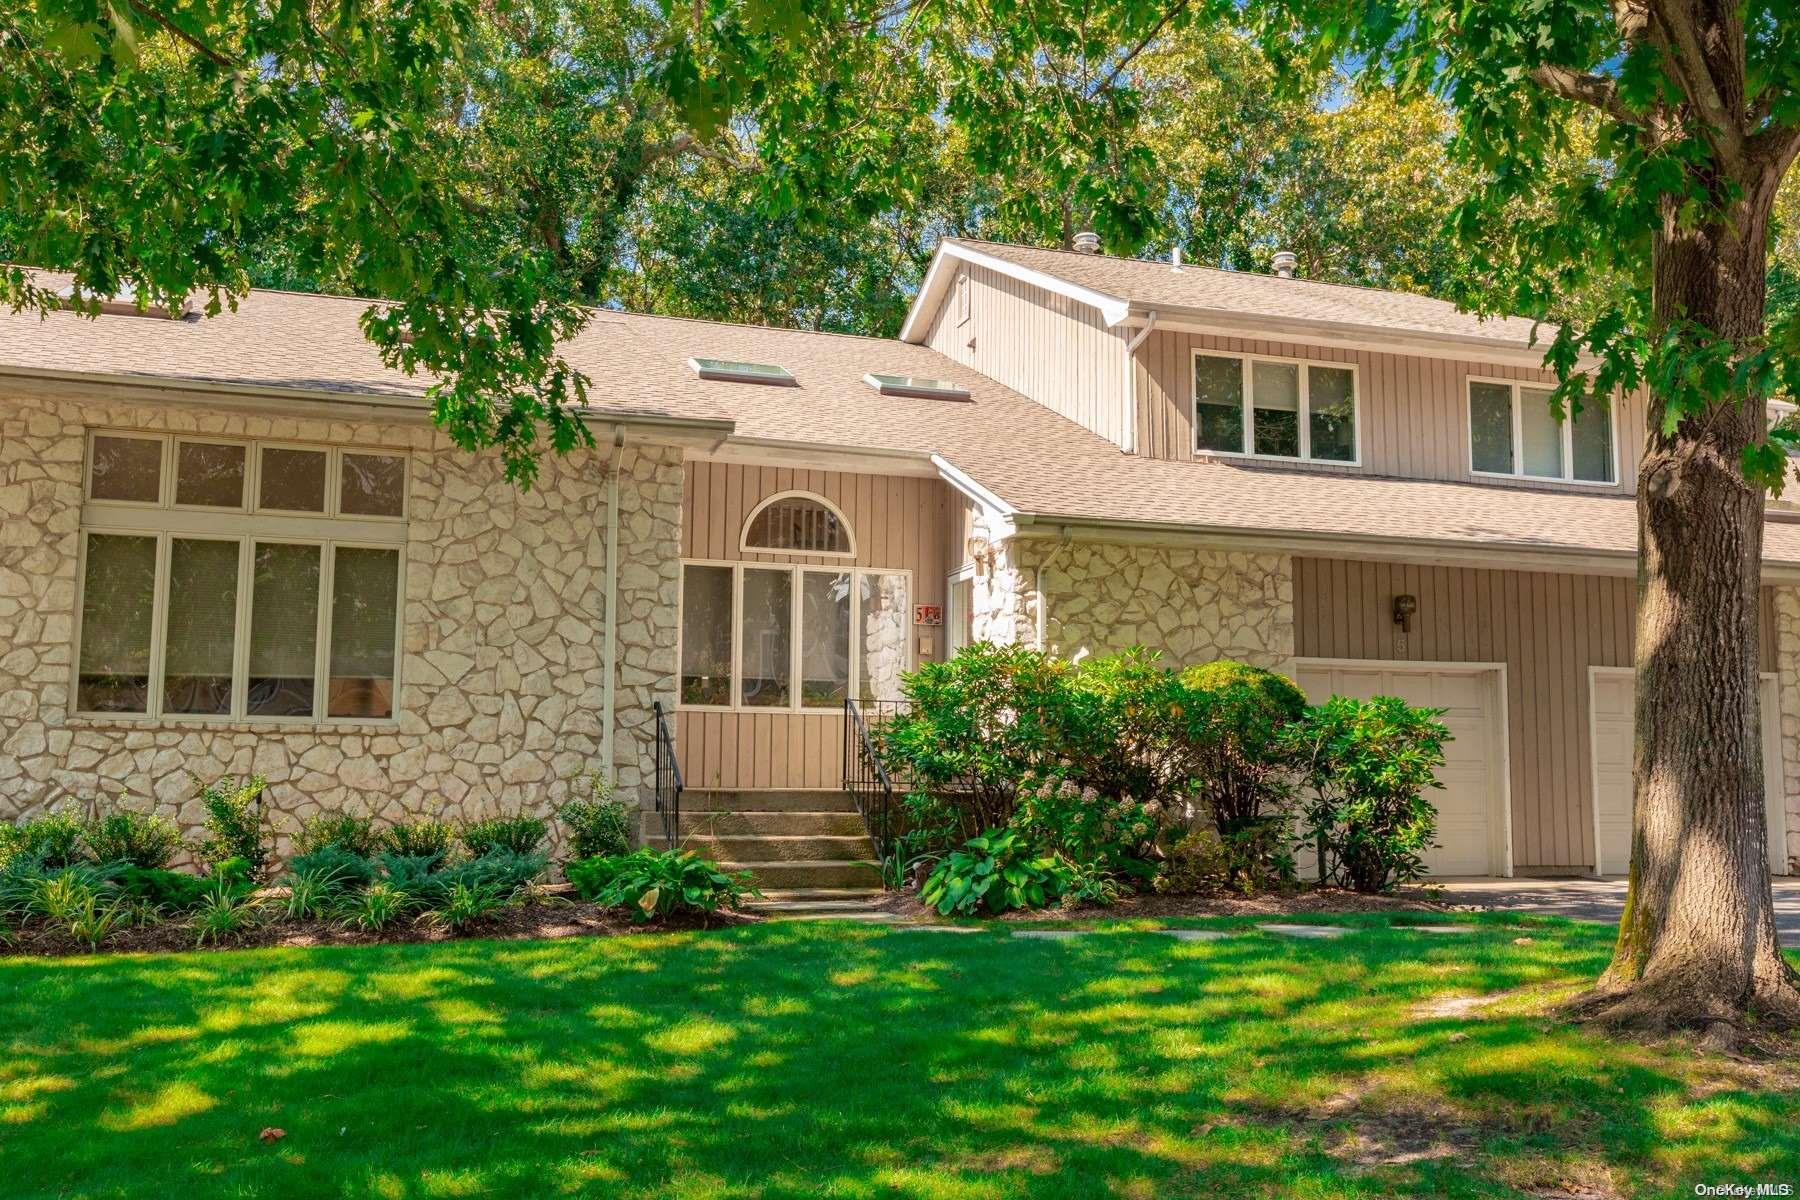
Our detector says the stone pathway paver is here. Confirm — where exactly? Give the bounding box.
[912,925,984,934]
[1256,923,1349,939]
[1157,929,1231,942]
[1401,924,1477,934]
[1012,929,1087,940]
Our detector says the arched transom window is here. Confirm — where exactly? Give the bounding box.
[740,492,855,557]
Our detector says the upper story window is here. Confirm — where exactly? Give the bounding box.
[1193,350,1358,464]
[741,492,855,557]
[1468,379,1614,485]
[76,432,407,723]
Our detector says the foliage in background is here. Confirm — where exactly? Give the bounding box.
[1289,696,1449,893]
[558,775,631,860]
[566,849,756,922]
[296,813,383,859]
[383,821,454,860]
[0,813,86,869]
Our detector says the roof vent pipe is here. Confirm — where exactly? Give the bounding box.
[1072,230,1101,255]
[1272,250,1298,279]
[1171,245,1183,273]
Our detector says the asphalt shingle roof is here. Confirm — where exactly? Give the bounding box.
[8,264,1800,566]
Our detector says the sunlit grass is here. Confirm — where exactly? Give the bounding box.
[2,915,1795,1199]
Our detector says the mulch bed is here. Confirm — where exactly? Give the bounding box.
[2,899,763,959]
[873,884,1477,923]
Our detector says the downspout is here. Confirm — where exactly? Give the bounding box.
[600,429,626,786]
[1033,529,1074,651]
[1121,311,1158,455]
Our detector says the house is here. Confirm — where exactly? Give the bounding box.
[2,238,1797,888]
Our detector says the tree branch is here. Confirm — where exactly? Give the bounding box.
[1527,63,1640,125]
[124,0,238,70]
[1645,2,1746,171]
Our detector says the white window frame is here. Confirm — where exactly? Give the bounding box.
[676,559,914,714]
[955,270,972,326]
[73,431,408,725]
[946,563,976,655]
[1465,376,1620,488]
[1190,348,1362,466]
[738,490,858,559]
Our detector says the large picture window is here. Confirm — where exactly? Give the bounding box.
[75,432,406,722]
[679,563,910,711]
[1467,380,1615,484]
[1193,350,1358,464]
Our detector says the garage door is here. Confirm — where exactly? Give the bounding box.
[1590,670,1786,876]
[1295,663,1508,877]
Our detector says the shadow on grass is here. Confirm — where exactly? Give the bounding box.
[1,915,1793,1199]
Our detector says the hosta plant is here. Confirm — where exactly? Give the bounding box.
[567,849,757,923]
[920,828,1071,917]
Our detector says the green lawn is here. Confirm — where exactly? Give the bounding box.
[3,914,1795,1199]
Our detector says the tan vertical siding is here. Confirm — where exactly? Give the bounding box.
[676,460,954,790]
[924,262,1130,448]
[1297,558,1777,870]
[1134,328,1649,495]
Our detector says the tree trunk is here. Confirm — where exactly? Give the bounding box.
[1585,197,1800,1042]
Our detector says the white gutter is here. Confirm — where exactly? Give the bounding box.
[1121,311,1159,454]
[599,428,626,786]
[1034,530,1074,650]
[929,453,1017,518]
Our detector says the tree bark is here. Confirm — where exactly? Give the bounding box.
[1584,185,1800,1042]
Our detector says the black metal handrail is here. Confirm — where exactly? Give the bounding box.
[843,698,910,865]
[652,700,683,847]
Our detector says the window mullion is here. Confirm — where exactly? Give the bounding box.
[1561,399,1576,482]
[850,569,862,704]
[315,543,334,722]
[1510,384,1525,479]
[147,533,172,719]
[230,537,252,719]
[1303,363,1315,460]
[1241,357,1253,456]
[731,566,743,709]
[789,567,803,713]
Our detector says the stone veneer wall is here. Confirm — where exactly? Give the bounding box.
[970,536,1294,669]
[1769,587,1800,872]
[0,383,682,852]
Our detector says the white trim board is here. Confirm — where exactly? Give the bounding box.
[899,241,1133,342]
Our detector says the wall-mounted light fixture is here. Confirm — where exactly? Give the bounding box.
[967,535,993,578]
[1392,594,1418,633]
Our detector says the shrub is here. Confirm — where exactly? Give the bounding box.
[1154,828,1229,896]
[920,828,1071,916]
[62,888,131,950]
[4,813,88,869]
[80,808,181,870]
[1290,695,1450,893]
[438,850,547,896]
[296,812,382,858]
[559,775,630,859]
[567,849,756,922]
[1008,773,1165,876]
[336,881,415,933]
[383,821,453,860]
[118,867,216,914]
[460,815,547,858]
[377,852,448,901]
[193,775,271,877]
[290,845,377,891]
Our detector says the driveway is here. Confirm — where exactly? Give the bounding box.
[1432,877,1800,948]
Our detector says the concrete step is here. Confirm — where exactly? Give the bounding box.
[680,790,858,814]
[640,810,868,837]
[730,860,884,890]
[651,834,875,864]
[755,888,886,903]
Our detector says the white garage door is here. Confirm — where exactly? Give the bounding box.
[1590,670,1786,876]
[1296,663,1508,877]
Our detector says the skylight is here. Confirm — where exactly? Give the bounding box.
[689,358,797,386]
[863,373,971,401]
